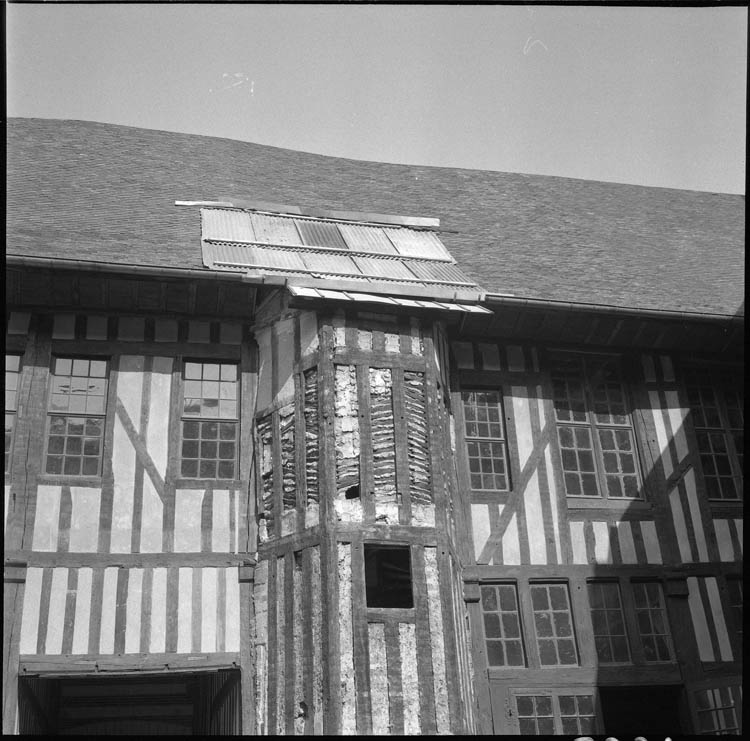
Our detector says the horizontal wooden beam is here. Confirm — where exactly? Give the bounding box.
[19,652,241,676]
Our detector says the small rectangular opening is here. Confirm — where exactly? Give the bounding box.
[364,544,414,608]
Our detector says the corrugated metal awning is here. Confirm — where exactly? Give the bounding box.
[288,285,492,313]
[200,207,485,301]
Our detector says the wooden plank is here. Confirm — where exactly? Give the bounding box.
[19,652,242,675]
[191,565,203,654]
[350,541,372,734]
[61,568,77,655]
[357,363,376,524]
[21,552,248,568]
[284,552,295,734]
[113,566,129,654]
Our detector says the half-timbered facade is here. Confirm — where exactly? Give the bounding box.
[5,118,743,735]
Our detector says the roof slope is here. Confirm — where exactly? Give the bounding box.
[7,118,745,316]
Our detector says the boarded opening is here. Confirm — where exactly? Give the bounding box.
[364,544,414,608]
[599,684,684,735]
[18,669,241,735]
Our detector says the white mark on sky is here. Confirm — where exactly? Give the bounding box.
[523,37,548,55]
[209,73,254,94]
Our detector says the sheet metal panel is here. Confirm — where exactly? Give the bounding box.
[250,213,303,246]
[300,251,360,275]
[406,261,477,285]
[338,224,398,255]
[352,256,417,281]
[206,243,307,271]
[201,209,256,243]
[296,219,348,250]
[383,228,453,261]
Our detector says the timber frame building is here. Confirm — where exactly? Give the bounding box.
[4,118,744,735]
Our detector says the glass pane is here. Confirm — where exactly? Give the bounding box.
[516,696,534,716]
[483,613,501,638]
[218,461,235,479]
[199,459,217,478]
[486,640,504,666]
[480,586,497,611]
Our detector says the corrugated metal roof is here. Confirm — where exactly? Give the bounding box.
[200,206,482,299]
[287,285,492,313]
[338,223,399,255]
[351,255,417,281]
[300,251,360,275]
[201,208,256,243]
[250,213,302,245]
[297,219,348,250]
[406,261,477,285]
[382,227,453,261]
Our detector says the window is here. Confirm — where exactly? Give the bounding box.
[181,361,239,479]
[6,355,22,473]
[480,584,525,666]
[529,583,578,665]
[513,691,598,735]
[684,368,743,500]
[694,686,741,735]
[726,577,742,642]
[588,582,631,663]
[364,544,413,608]
[551,354,643,499]
[45,357,108,476]
[632,582,673,662]
[461,389,510,491]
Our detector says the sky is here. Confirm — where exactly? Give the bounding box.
[6,4,747,194]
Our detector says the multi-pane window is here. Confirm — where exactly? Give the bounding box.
[461,389,510,491]
[684,368,743,500]
[480,584,525,666]
[588,582,631,663]
[529,583,578,665]
[6,355,22,473]
[181,361,239,479]
[45,358,108,476]
[632,582,673,662]
[694,686,741,735]
[552,354,642,499]
[726,577,742,641]
[514,692,597,735]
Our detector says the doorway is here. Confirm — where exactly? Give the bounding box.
[18,669,241,735]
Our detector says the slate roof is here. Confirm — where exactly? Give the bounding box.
[6,117,745,317]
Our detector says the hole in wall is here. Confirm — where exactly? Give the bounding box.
[344,484,360,499]
[364,543,414,608]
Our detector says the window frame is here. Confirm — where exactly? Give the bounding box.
[478,582,527,668]
[528,581,580,667]
[550,351,647,502]
[43,355,110,478]
[458,385,512,494]
[586,580,632,665]
[178,358,241,482]
[687,678,743,735]
[509,687,602,735]
[682,365,743,502]
[5,354,23,476]
[584,577,677,667]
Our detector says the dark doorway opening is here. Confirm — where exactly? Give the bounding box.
[18,669,241,735]
[599,684,684,736]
